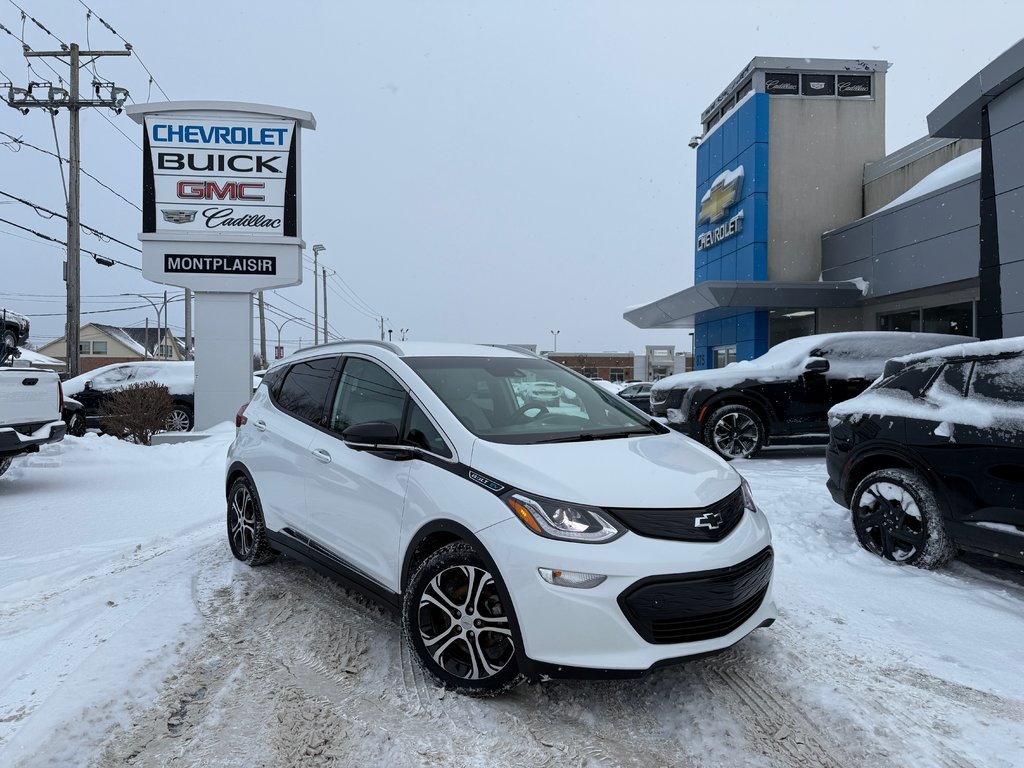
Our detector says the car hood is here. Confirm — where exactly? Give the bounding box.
[469,431,739,508]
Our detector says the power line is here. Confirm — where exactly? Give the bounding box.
[74,0,170,100]
[0,129,141,211]
[0,189,142,252]
[6,0,65,46]
[0,215,140,270]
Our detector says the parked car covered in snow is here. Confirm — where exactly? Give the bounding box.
[617,381,654,413]
[650,332,973,460]
[1,307,31,349]
[826,337,1024,569]
[63,361,199,432]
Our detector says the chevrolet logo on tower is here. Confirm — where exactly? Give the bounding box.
[697,165,745,251]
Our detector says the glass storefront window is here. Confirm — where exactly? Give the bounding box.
[878,310,921,332]
[770,309,816,346]
[713,345,736,368]
[877,303,974,336]
[922,302,973,336]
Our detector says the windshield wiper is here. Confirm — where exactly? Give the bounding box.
[534,427,655,444]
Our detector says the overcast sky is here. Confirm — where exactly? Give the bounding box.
[2,1,1023,356]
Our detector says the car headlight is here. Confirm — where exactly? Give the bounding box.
[505,492,624,543]
[740,476,759,514]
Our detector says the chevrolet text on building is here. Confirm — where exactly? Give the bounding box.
[127,102,316,431]
[696,165,744,251]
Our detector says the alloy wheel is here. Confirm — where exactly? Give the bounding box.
[712,412,760,458]
[854,480,925,561]
[166,408,191,432]
[417,564,515,681]
[228,484,258,559]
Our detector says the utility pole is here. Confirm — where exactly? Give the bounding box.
[257,292,267,367]
[380,316,385,342]
[184,288,192,360]
[312,243,325,344]
[3,43,130,377]
[322,267,328,344]
[161,290,168,358]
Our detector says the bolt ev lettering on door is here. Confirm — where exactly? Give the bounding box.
[226,341,776,693]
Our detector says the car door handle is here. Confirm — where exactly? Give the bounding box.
[253,419,267,432]
[311,448,332,464]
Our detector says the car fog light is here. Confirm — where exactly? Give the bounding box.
[538,568,607,589]
[666,408,684,423]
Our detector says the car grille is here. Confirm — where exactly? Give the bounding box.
[618,547,773,644]
[607,488,745,542]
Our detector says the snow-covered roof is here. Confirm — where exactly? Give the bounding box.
[12,348,63,367]
[887,336,1024,366]
[876,148,980,213]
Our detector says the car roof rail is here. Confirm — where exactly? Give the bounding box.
[292,338,404,357]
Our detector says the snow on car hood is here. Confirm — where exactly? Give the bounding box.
[469,431,739,508]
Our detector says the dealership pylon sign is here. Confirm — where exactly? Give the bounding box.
[127,101,316,430]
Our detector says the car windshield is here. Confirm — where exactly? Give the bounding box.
[404,356,659,445]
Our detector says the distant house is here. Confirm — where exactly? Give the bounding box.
[37,323,187,373]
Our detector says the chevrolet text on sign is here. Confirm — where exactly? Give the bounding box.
[143,116,297,237]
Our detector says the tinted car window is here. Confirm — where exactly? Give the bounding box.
[876,363,938,397]
[931,361,971,398]
[405,401,452,458]
[277,357,339,423]
[329,358,407,434]
[969,357,1024,402]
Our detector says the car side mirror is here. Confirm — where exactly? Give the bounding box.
[341,421,402,450]
[804,358,830,373]
[83,380,94,390]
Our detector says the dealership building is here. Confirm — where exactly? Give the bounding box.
[625,39,1024,369]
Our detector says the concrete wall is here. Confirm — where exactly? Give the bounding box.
[767,78,886,282]
[864,138,981,214]
[821,174,980,300]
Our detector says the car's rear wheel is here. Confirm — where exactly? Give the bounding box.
[1,328,16,349]
[403,542,523,696]
[703,404,766,460]
[166,404,193,432]
[850,468,955,569]
[226,476,277,566]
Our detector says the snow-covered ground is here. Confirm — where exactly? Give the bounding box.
[2,432,1023,767]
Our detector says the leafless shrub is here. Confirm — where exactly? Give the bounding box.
[99,382,174,446]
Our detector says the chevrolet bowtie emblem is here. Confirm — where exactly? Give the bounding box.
[698,166,745,225]
[695,511,724,530]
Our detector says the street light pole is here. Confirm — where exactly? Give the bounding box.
[123,293,162,359]
[266,316,302,360]
[312,243,325,344]
[550,329,560,353]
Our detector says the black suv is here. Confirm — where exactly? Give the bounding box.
[650,332,970,460]
[826,338,1024,569]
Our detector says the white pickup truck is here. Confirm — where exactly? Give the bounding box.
[0,342,66,478]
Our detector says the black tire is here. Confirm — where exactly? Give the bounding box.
[0,456,11,478]
[850,468,955,569]
[226,476,277,566]
[403,541,524,696]
[165,404,194,432]
[1,328,15,349]
[66,411,86,437]
[703,404,766,460]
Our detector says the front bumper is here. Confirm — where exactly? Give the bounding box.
[0,419,66,458]
[477,510,777,676]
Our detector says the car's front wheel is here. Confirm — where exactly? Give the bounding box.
[703,404,766,460]
[165,404,193,432]
[226,476,277,566]
[850,468,955,569]
[403,542,523,696]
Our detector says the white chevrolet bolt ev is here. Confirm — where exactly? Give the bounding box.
[226,342,776,695]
